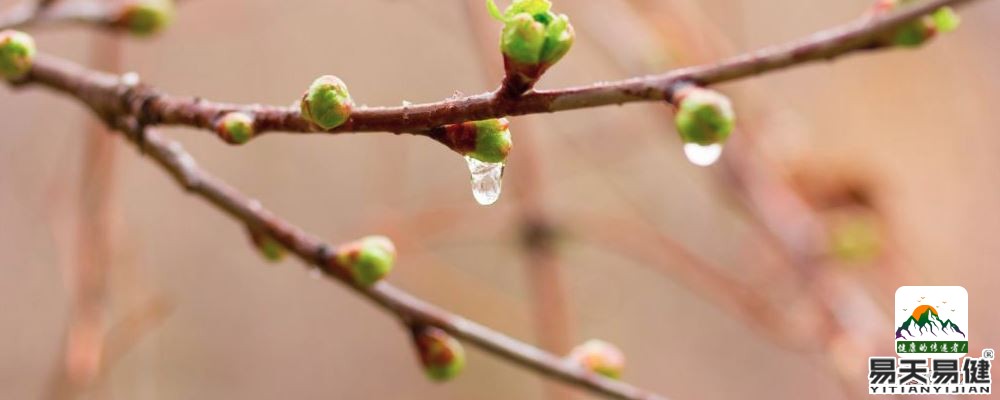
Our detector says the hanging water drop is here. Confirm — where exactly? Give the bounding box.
[465,155,504,205]
[683,143,723,167]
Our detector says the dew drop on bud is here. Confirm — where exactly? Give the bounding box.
[682,143,723,167]
[465,156,504,205]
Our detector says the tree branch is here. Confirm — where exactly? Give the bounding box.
[9,0,980,150]
[99,118,666,400]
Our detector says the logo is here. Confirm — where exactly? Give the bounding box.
[895,286,968,357]
[869,286,992,395]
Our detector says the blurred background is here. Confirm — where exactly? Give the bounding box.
[1,0,999,399]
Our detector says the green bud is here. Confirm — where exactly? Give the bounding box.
[567,339,625,379]
[217,112,255,145]
[490,0,574,78]
[0,30,36,80]
[932,7,960,33]
[871,0,959,47]
[672,86,735,146]
[117,0,174,36]
[502,14,546,65]
[434,118,513,163]
[539,13,574,66]
[257,237,286,262]
[892,21,933,47]
[471,118,513,163]
[411,326,465,381]
[300,75,354,131]
[248,227,286,262]
[335,235,396,286]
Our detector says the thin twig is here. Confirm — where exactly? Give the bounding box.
[46,31,123,400]
[100,119,666,400]
[9,0,980,146]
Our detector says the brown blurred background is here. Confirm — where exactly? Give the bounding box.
[2,0,999,399]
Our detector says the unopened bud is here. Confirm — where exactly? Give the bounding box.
[489,0,574,93]
[932,7,960,33]
[333,235,396,286]
[567,339,625,379]
[300,75,354,131]
[672,86,735,146]
[216,112,255,145]
[870,0,960,47]
[433,118,513,163]
[116,0,175,36]
[411,325,465,381]
[248,227,286,262]
[0,30,35,80]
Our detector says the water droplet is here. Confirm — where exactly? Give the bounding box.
[401,100,411,121]
[465,156,504,205]
[683,143,723,167]
[121,71,140,86]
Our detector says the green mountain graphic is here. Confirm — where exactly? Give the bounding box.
[895,307,965,340]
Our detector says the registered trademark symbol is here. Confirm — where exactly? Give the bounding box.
[984,348,995,360]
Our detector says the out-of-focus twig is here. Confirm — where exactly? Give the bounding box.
[99,295,173,372]
[0,0,116,31]
[46,30,122,400]
[462,2,575,399]
[567,213,819,347]
[86,117,668,400]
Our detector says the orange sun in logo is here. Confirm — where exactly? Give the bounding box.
[912,305,938,319]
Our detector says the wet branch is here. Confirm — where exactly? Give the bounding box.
[9,0,979,148]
